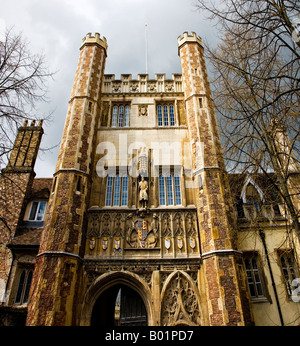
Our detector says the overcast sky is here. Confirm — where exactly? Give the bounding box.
[1,0,218,178]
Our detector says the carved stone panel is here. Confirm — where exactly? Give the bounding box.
[161,271,201,326]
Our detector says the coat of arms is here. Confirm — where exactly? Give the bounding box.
[89,237,96,250]
[113,238,121,253]
[189,237,196,249]
[102,238,108,250]
[177,236,183,249]
[137,219,148,248]
[165,237,171,250]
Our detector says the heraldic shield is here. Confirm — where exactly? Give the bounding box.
[137,219,148,248]
[113,238,121,253]
[102,238,108,251]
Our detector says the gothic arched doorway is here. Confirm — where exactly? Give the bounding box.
[91,284,148,326]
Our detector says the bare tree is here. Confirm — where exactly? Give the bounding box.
[0,27,53,167]
[0,28,54,291]
[195,0,300,239]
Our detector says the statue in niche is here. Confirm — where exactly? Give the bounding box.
[139,176,148,208]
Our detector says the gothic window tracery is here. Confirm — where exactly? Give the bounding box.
[161,271,201,326]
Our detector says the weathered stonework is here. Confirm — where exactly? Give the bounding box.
[2,32,298,326]
[26,34,107,326]
[0,122,43,301]
[178,32,252,325]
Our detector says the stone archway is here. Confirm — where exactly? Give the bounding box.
[80,271,153,326]
[91,284,147,326]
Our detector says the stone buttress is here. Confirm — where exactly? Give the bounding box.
[26,34,107,326]
[178,32,253,325]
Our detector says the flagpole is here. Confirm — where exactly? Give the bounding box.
[145,23,148,75]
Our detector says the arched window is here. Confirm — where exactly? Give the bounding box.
[246,184,261,212]
[240,177,264,212]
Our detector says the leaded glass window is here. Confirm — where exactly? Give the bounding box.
[157,104,175,127]
[111,104,130,127]
[105,175,128,207]
[159,172,182,206]
[244,255,264,298]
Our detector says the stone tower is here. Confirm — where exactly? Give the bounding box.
[25,32,254,326]
[178,32,252,325]
[26,33,107,326]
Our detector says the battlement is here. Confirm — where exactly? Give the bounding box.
[21,119,44,129]
[177,32,203,52]
[102,73,183,94]
[81,32,108,54]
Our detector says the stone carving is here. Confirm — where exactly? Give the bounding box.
[161,213,172,237]
[185,212,196,236]
[147,82,157,92]
[101,213,111,237]
[262,204,275,223]
[139,272,152,290]
[161,272,201,326]
[87,213,100,238]
[243,204,257,222]
[130,82,139,92]
[112,82,121,93]
[174,213,184,236]
[165,83,174,92]
[101,102,110,126]
[87,210,198,253]
[139,105,148,116]
[112,213,123,237]
[127,228,138,248]
[126,218,158,249]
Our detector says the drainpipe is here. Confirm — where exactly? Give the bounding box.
[259,230,284,326]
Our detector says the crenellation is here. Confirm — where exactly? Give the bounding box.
[81,32,108,55]
[102,73,183,94]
